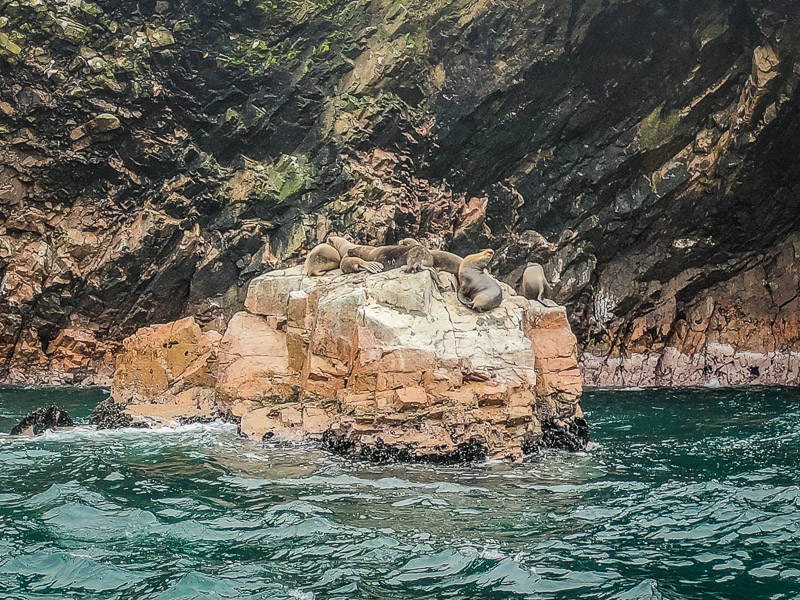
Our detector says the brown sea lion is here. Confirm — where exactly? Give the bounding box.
[341,256,384,274]
[347,243,412,269]
[521,263,549,303]
[457,249,502,312]
[328,236,358,258]
[305,243,341,276]
[430,250,463,275]
[399,239,443,288]
[326,235,385,274]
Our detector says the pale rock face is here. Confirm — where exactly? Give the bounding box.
[108,316,220,425]
[217,312,296,402]
[107,267,586,461]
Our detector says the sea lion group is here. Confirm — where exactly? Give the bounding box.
[304,236,551,312]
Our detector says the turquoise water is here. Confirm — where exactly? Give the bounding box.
[1,386,799,599]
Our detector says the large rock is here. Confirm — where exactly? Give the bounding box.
[108,268,585,461]
[108,316,221,426]
[11,406,74,436]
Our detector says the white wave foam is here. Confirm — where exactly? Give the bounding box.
[6,420,237,442]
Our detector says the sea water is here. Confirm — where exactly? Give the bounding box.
[0,385,799,599]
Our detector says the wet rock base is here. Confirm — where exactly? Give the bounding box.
[11,406,74,436]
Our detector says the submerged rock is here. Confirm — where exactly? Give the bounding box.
[11,406,74,436]
[107,267,585,462]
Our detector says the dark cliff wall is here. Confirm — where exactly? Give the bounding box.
[1,0,799,385]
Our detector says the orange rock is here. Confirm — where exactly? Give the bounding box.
[393,387,428,411]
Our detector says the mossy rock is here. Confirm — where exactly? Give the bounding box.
[146,26,175,48]
[54,17,91,42]
[639,104,681,151]
[89,113,121,132]
[0,31,24,60]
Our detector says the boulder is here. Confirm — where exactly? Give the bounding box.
[11,406,74,436]
[108,268,586,461]
[91,397,136,429]
[88,113,121,133]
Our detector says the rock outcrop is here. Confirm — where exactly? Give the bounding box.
[2,0,799,388]
[105,268,585,461]
[10,405,73,436]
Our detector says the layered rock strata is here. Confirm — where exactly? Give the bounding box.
[102,268,585,461]
[581,234,800,387]
[3,0,798,388]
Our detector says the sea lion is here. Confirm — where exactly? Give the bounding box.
[347,243,412,269]
[399,239,442,288]
[430,250,463,275]
[326,236,383,274]
[521,263,549,303]
[305,243,341,276]
[341,256,384,274]
[328,236,358,258]
[457,249,502,312]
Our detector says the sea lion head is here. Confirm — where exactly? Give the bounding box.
[469,248,494,270]
[398,238,420,247]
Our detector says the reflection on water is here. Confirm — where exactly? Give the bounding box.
[0,386,799,599]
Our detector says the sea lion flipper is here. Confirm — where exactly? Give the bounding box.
[457,287,473,308]
[364,261,383,274]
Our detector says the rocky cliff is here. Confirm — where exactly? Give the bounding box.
[102,268,585,461]
[2,0,799,387]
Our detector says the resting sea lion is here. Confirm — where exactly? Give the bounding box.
[430,250,462,275]
[305,243,341,276]
[341,256,383,274]
[521,263,549,302]
[457,249,502,312]
[328,236,357,258]
[327,236,383,274]
[347,243,412,269]
[399,239,443,288]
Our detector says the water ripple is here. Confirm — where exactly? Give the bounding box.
[1,386,799,599]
